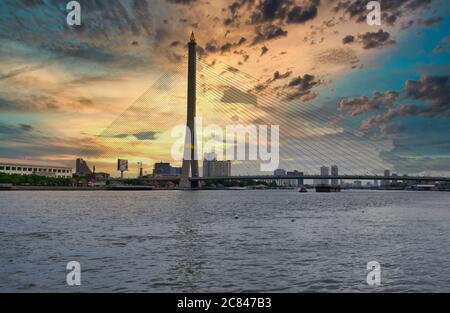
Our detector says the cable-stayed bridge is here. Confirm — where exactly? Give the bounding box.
[135,174,450,183]
[76,34,449,187]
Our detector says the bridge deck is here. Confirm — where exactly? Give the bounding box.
[139,175,450,182]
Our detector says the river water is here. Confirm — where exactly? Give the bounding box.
[1,190,450,292]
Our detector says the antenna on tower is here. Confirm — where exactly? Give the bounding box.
[138,162,144,179]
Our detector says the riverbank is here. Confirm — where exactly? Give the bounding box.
[1,185,449,192]
[0,185,154,191]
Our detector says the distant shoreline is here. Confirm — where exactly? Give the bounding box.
[1,186,448,192]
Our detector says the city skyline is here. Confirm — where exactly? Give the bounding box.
[0,1,449,177]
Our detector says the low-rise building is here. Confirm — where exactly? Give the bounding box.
[0,158,73,178]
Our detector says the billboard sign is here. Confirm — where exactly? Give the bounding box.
[117,159,129,172]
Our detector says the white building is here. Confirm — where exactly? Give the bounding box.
[381,169,391,187]
[316,166,330,186]
[202,153,231,178]
[0,158,73,178]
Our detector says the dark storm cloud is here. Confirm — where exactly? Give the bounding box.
[358,30,396,49]
[342,35,355,44]
[339,91,400,116]
[252,70,292,92]
[201,38,247,56]
[260,46,269,56]
[282,74,320,101]
[223,0,256,25]
[218,37,247,53]
[250,0,290,23]
[250,0,319,24]
[402,76,450,117]
[252,25,288,44]
[287,3,319,24]
[248,72,319,102]
[341,75,450,135]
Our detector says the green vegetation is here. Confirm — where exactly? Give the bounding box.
[0,173,72,186]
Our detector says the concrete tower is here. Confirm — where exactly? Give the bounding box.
[180,32,200,189]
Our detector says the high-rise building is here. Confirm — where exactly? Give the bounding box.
[382,169,391,187]
[319,166,330,186]
[273,169,287,186]
[76,158,92,176]
[274,169,286,176]
[153,163,182,176]
[287,170,304,187]
[331,165,339,187]
[203,153,231,178]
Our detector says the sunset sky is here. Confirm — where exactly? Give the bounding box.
[0,0,449,176]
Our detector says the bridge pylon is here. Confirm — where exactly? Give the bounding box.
[180,32,200,189]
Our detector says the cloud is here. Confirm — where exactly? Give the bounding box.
[102,131,160,141]
[0,62,53,81]
[0,95,60,113]
[287,3,319,24]
[402,75,450,117]
[252,70,292,92]
[342,35,355,44]
[334,0,433,26]
[133,131,159,140]
[339,91,400,116]
[281,74,320,101]
[417,17,443,26]
[341,75,450,135]
[250,0,319,24]
[250,0,290,23]
[219,37,247,53]
[0,122,34,136]
[260,45,269,56]
[358,29,396,49]
[253,24,288,44]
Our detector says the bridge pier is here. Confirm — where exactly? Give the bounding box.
[179,33,200,190]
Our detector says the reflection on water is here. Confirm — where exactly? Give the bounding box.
[1,190,450,292]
